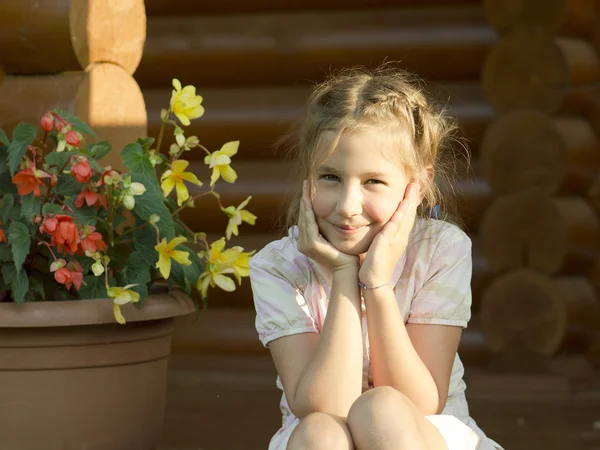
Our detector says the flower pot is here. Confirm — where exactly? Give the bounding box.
[0,291,195,450]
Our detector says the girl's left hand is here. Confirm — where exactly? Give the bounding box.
[359,183,421,288]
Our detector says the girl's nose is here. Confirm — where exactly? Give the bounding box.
[335,186,362,217]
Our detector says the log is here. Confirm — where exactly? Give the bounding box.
[178,160,492,236]
[146,0,481,16]
[137,6,496,88]
[482,28,600,114]
[481,111,600,195]
[471,239,495,313]
[484,0,598,37]
[587,337,600,368]
[0,0,145,75]
[481,268,600,356]
[145,83,494,161]
[0,63,147,171]
[480,190,600,274]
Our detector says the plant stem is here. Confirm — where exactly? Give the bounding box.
[155,108,171,155]
[171,191,214,217]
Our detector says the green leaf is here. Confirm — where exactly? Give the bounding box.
[0,245,12,261]
[8,221,31,273]
[7,123,37,176]
[46,151,73,169]
[20,194,42,220]
[121,143,155,178]
[0,147,8,174]
[65,197,97,226]
[52,109,97,139]
[0,129,9,145]
[116,251,151,299]
[0,194,14,223]
[27,274,46,301]
[113,214,126,230]
[2,263,29,304]
[42,203,63,216]
[87,141,111,160]
[54,174,82,196]
[170,260,192,296]
[133,221,159,266]
[0,170,18,195]
[79,275,114,299]
[181,244,203,283]
[136,137,155,152]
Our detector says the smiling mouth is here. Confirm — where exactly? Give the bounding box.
[333,224,367,235]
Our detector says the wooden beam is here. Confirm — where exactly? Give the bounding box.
[145,83,494,161]
[482,29,600,114]
[0,0,146,75]
[137,5,496,88]
[484,0,598,37]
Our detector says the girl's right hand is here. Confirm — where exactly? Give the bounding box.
[297,180,359,272]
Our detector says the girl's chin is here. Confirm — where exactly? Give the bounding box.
[324,235,372,256]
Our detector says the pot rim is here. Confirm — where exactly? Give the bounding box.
[0,290,196,328]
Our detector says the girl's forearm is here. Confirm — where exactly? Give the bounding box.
[364,287,440,415]
[293,267,364,418]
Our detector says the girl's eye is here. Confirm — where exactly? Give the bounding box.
[366,179,385,185]
[319,174,340,182]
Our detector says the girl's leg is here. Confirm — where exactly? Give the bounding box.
[347,386,448,450]
[286,412,355,450]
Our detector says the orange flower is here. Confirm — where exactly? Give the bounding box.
[65,130,80,147]
[44,215,80,255]
[80,225,106,253]
[0,221,6,244]
[51,259,84,291]
[72,159,91,183]
[75,188,108,210]
[12,167,50,197]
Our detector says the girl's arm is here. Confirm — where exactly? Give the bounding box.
[269,266,364,419]
[363,286,462,415]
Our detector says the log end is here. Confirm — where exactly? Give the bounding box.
[481,268,567,356]
[70,0,146,74]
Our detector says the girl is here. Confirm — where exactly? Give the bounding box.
[250,66,503,450]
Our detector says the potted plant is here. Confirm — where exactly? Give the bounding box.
[0,79,256,450]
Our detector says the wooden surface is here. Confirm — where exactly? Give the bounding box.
[0,0,145,74]
[137,5,496,88]
[159,355,600,450]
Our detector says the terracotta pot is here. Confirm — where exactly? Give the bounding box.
[0,291,195,450]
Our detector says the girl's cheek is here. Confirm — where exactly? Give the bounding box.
[311,192,333,218]
[367,198,400,223]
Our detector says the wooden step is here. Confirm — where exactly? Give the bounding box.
[137,6,496,87]
[170,308,494,368]
[146,0,482,16]
[180,160,492,235]
[145,83,494,161]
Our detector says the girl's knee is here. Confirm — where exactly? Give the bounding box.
[348,387,419,436]
[287,412,353,450]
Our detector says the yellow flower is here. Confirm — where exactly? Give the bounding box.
[222,196,257,240]
[204,141,239,186]
[160,160,202,206]
[196,238,238,297]
[155,236,192,279]
[226,247,255,285]
[170,79,205,126]
[107,284,141,325]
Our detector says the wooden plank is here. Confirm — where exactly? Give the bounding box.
[137,6,496,87]
[145,83,493,161]
[147,0,482,16]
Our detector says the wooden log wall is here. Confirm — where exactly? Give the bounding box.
[0,0,147,170]
[479,0,600,372]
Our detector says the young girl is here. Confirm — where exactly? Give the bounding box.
[250,66,503,450]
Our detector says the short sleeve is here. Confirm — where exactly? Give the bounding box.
[407,232,472,328]
[250,252,318,348]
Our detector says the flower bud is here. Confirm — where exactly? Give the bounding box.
[40,112,54,132]
[176,133,186,148]
[65,130,80,147]
[169,143,180,155]
[50,259,67,272]
[186,136,200,148]
[149,214,160,224]
[123,195,135,210]
[129,182,146,196]
[92,260,105,276]
[160,109,170,121]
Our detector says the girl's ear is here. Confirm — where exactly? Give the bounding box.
[416,166,434,203]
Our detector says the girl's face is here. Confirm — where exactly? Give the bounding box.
[311,129,412,256]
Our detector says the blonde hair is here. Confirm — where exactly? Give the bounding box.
[279,65,467,234]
